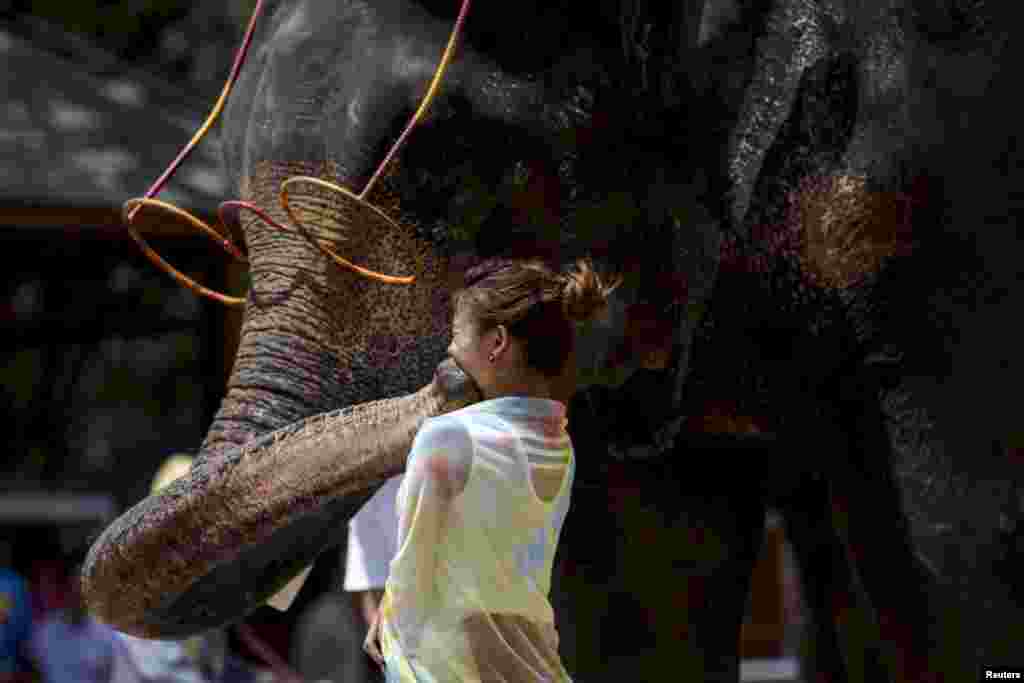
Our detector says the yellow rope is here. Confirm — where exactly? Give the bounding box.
[360,0,472,199]
[269,0,472,286]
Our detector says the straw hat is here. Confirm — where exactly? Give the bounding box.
[151,453,195,494]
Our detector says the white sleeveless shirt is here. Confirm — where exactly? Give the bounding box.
[380,396,575,682]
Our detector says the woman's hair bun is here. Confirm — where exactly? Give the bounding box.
[560,258,620,323]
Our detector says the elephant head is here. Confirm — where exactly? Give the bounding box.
[82,0,715,638]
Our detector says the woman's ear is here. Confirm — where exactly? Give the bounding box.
[493,324,510,358]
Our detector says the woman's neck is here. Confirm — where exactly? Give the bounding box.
[485,378,554,402]
[485,372,574,407]
[483,378,573,420]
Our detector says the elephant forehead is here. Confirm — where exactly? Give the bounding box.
[226,0,702,241]
[229,0,702,191]
[226,0,573,189]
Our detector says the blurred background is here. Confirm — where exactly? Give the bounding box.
[0,2,811,681]
[0,2,298,680]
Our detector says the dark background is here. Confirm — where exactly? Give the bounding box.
[1,0,251,100]
[1,0,249,506]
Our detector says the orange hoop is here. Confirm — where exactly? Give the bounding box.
[123,0,266,307]
[123,198,248,263]
[122,199,248,306]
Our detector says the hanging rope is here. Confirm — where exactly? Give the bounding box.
[123,0,472,305]
[282,0,472,285]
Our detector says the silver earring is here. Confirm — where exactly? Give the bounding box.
[488,353,496,362]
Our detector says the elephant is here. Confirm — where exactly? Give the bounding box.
[82,0,1023,681]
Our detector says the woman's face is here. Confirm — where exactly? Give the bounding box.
[448,303,506,398]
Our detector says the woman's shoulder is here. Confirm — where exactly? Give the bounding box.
[419,412,474,444]
[411,415,475,497]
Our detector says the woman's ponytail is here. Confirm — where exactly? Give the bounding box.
[561,258,621,323]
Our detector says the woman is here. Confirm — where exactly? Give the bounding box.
[364,257,618,682]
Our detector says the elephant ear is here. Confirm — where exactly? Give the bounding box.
[278,175,416,285]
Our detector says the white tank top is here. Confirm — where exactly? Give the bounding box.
[381,396,575,682]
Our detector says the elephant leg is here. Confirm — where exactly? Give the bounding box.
[569,454,763,682]
[876,377,1021,680]
[291,590,378,683]
[615,453,766,683]
[780,475,851,683]
[549,477,616,680]
[828,373,943,683]
[687,492,765,683]
[780,474,890,683]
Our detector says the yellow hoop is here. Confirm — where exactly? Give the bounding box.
[280,176,416,285]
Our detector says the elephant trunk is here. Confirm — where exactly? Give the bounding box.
[82,358,478,638]
[81,161,474,638]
